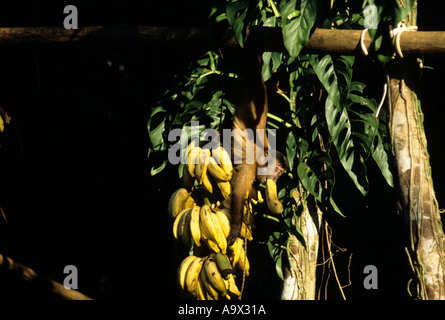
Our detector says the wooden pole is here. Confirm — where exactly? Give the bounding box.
[0,252,93,300]
[0,25,443,57]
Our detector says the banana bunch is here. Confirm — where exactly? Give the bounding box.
[185,145,233,199]
[173,203,231,254]
[169,141,285,300]
[170,143,235,253]
[178,253,242,300]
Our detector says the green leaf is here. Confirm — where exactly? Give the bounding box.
[150,160,168,176]
[262,51,283,82]
[267,231,284,261]
[297,161,320,201]
[261,51,274,82]
[226,0,249,47]
[310,54,369,196]
[371,133,394,187]
[275,251,284,280]
[209,1,228,23]
[347,81,393,188]
[297,149,333,203]
[364,0,416,65]
[147,106,167,151]
[280,0,320,58]
[286,131,297,171]
[329,196,345,218]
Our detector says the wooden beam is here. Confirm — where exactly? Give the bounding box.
[0,25,443,56]
[0,252,93,300]
[0,25,219,48]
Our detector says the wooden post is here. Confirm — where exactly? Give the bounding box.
[281,190,323,300]
[386,2,445,299]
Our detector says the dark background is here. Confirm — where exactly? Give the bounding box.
[0,1,443,300]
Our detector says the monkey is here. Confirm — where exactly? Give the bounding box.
[226,49,288,245]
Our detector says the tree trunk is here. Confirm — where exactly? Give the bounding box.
[387,60,445,299]
[386,3,445,299]
[281,193,322,300]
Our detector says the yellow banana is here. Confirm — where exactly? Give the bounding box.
[178,255,198,290]
[215,209,231,238]
[203,238,220,253]
[184,195,196,209]
[240,222,253,241]
[211,212,227,254]
[199,265,219,300]
[208,157,230,181]
[200,218,219,253]
[237,243,250,276]
[199,206,212,241]
[217,208,232,222]
[265,178,284,214]
[185,257,205,298]
[200,205,227,254]
[228,237,243,268]
[257,189,264,203]
[195,149,210,184]
[202,256,230,299]
[202,172,214,194]
[247,202,255,226]
[182,165,195,190]
[199,205,220,245]
[190,205,201,246]
[224,273,241,297]
[173,208,192,246]
[186,139,197,162]
[187,146,201,178]
[217,181,231,201]
[172,208,189,240]
[196,273,207,300]
[211,146,233,179]
[168,188,191,219]
[181,209,193,246]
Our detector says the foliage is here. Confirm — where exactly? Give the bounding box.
[146,52,236,175]
[148,0,415,283]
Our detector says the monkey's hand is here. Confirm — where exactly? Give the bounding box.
[227,223,241,246]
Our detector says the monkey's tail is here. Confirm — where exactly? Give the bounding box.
[238,236,248,300]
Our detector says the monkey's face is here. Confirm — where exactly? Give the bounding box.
[257,164,285,184]
[256,151,288,184]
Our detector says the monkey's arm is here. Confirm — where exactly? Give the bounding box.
[227,163,256,244]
